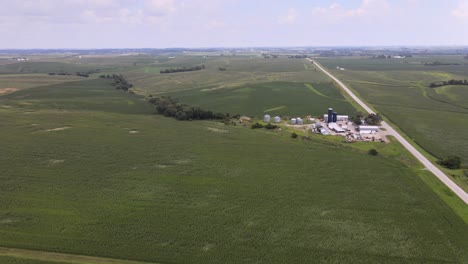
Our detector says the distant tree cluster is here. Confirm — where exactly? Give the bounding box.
[48,69,100,77]
[100,74,134,92]
[352,112,382,126]
[218,67,227,71]
[368,149,379,156]
[288,55,308,59]
[147,96,227,121]
[262,54,278,58]
[437,155,461,170]
[159,65,205,74]
[424,61,460,66]
[429,79,468,88]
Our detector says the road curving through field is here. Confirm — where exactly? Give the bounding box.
[308,58,468,204]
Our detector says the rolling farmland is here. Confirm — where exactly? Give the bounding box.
[0,55,467,264]
[316,57,468,166]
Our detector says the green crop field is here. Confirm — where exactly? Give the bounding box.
[317,56,468,167]
[165,82,355,117]
[0,55,467,264]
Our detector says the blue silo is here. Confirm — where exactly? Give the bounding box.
[327,108,333,123]
[332,112,337,123]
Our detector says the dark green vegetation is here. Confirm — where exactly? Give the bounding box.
[438,155,462,170]
[148,96,227,120]
[430,79,468,88]
[0,55,467,264]
[368,149,379,156]
[48,69,101,78]
[101,74,134,92]
[317,56,468,168]
[166,82,355,117]
[160,64,205,74]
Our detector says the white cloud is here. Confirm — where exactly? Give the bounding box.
[452,1,468,19]
[312,0,390,21]
[145,0,177,16]
[278,8,297,25]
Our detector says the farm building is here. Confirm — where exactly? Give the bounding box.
[328,123,345,133]
[319,128,330,135]
[323,114,349,122]
[359,125,379,134]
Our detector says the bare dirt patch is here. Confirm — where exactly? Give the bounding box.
[129,130,139,134]
[0,88,19,95]
[207,127,228,133]
[44,126,71,132]
[48,159,65,166]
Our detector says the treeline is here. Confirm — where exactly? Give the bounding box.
[100,74,134,92]
[352,112,382,126]
[147,95,229,121]
[160,65,205,74]
[251,123,278,129]
[429,79,468,88]
[48,69,100,77]
[288,55,309,59]
[424,61,460,66]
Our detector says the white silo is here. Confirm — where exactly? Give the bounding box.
[297,118,303,125]
[290,118,297,125]
[264,114,271,122]
[274,116,281,123]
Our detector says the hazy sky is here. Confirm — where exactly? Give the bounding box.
[1,0,467,48]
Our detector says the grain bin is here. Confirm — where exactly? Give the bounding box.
[290,118,297,125]
[274,116,281,123]
[327,108,333,123]
[264,114,271,122]
[297,118,303,125]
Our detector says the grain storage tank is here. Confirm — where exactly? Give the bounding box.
[274,116,281,123]
[296,118,303,125]
[332,112,338,123]
[327,108,333,123]
[264,114,271,122]
[290,118,297,125]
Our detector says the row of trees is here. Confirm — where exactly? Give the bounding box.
[424,61,460,66]
[160,65,205,74]
[100,74,134,91]
[352,112,382,126]
[48,70,100,77]
[429,79,468,88]
[147,95,228,121]
[251,123,278,129]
